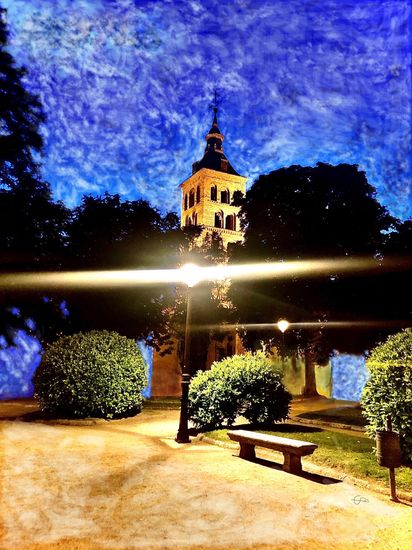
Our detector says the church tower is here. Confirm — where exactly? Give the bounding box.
[151,106,247,397]
[180,107,247,247]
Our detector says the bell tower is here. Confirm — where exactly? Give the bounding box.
[151,104,247,397]
[180,107,247,247]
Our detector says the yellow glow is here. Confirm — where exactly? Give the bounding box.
[0,269,180,288]
[179,263,202,288]
[277,319,289,333]
[0,256,410,290]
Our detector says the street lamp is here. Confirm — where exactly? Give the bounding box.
[277,319,289,334]
[175,263,201,443]
[277,319,289,368]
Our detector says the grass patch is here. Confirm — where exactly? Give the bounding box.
[296,406,366,427]
[204,423,412,493]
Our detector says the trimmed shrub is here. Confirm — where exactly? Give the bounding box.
[361,329,412,463]
[189,352,291,430]
[33,330,147,419]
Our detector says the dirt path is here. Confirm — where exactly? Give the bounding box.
[1,406,411,549]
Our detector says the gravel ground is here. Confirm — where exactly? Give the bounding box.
[0,403,411,550]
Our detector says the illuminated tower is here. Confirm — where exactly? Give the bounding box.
[180,107,247,247]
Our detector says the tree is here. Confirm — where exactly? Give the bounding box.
[229,163,396,396]
[0,7,70,344]
[63,196,233,369]
[379,219,412,322]
[62,193,189,348]
[0,8,45,188]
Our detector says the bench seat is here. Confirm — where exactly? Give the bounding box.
[228,429,318,474]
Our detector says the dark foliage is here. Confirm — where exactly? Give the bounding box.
[61,193,191,349]
[0,8,70,344]
[361,329,412,463]
[229,163,400,395]
[189,352,291,430]
[33,330,147,419]
[0,8,44,187]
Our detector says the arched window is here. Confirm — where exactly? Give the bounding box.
[192,212,197,225]
[184,194,188,211]
[214,211,223,228]
[211,185,217,201]
[221,189,230,204]
[196,186,200,203]
[186,215,192,226]
[189,189,195,208]
[225,214,235,231]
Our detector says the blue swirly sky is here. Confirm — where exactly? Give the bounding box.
[2,0,411,219]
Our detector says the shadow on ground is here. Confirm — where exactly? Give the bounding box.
[234,454,342,485]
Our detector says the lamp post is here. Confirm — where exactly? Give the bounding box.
[176,263,201,444]
[277,319,289,368]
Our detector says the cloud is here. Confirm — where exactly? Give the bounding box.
[3,0,411,218]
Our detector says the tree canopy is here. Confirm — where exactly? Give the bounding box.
[228,163,403,395]
[0,8,69,343]
[0,6,68,268]
[61,193,189,347]
[0,8,45,188]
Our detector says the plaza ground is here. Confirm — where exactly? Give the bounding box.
[0,399,411,549]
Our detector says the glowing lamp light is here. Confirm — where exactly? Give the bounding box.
[179,263,202,288]
[277,319,289,333]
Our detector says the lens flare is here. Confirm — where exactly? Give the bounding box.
[0,256,410,290]
[181,320,412,332]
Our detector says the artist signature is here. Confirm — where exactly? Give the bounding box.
[352,495,369,505]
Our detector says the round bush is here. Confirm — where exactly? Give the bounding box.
[361,329,412,463]
[189,352,291,430]
[33,330,147,419]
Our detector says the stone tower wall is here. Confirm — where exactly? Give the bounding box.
[180,168,247,247]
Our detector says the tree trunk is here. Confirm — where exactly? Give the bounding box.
[303,347,319,397]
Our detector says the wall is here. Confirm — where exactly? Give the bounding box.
[331,353,368,402]
[0,331,41,399]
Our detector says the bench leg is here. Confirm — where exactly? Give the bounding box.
[239,442,256,461]
[282,453,302,474]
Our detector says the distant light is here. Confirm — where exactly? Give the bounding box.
[277,319,289,333]
[179,263,202,288]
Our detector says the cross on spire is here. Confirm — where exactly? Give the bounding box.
[190,94,241,176]
[209,88,221,116]
[209,88,222,128]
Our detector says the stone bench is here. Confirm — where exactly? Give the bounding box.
[227,429,318,474]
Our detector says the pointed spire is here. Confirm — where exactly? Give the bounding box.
[208,107,222,136]
[191,102,242,177]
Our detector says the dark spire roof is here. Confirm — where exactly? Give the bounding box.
[192,108,241,176]
[208,107,221,134]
